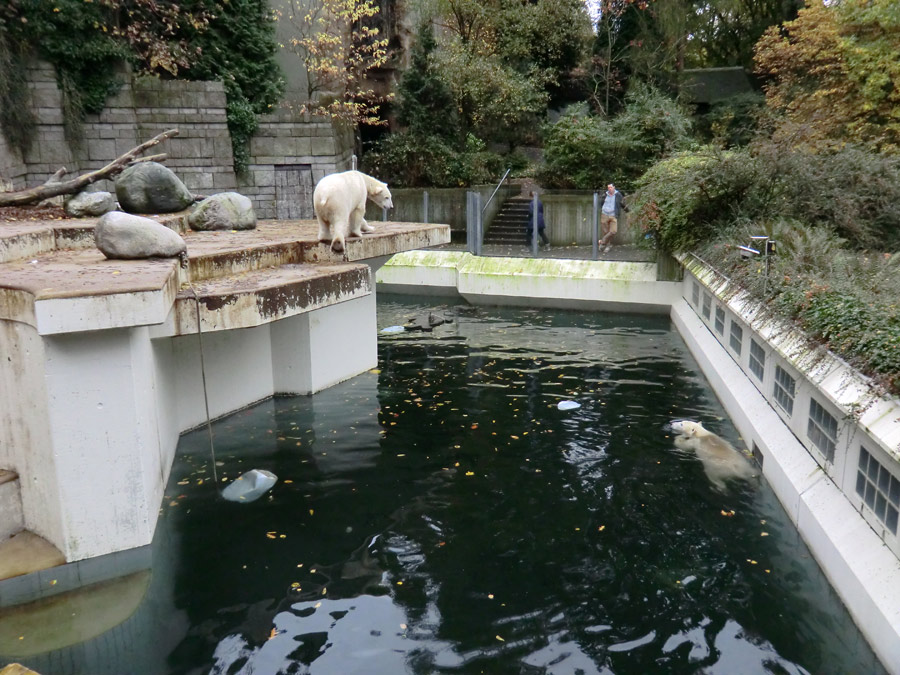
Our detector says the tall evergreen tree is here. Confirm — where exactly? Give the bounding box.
[396,20,458,140]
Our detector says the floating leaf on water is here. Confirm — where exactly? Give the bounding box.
[558,400,581,411]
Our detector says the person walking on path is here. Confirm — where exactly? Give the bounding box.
[599,183,626,253]
[527,191,550,248]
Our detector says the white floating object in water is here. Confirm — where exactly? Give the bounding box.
[558,400,581,411]
[380,325,405,334]
[222,469,277,503]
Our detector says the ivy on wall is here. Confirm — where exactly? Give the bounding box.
[0,0,284,173]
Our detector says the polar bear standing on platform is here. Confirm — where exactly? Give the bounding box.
[313,170,393,253]
[669,420,758,492]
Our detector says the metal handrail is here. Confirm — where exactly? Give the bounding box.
[482,167,511,214]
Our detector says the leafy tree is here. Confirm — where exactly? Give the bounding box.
[494,0,591,104]
[688,0,802,70]
[754,0,900,153]
[425,0,588,121]
[589,0,647,115]
[394,20,458,139]
[539,84,693,189]
[281,0,391,126]
[435,37,546,144]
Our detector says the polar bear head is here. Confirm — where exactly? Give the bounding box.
[669,419,709,438]
[366,178,393,210]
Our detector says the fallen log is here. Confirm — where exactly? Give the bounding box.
[0,129,179,208]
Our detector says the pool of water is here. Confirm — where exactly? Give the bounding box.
[5,299,886,674]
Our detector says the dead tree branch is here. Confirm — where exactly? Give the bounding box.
[0,129,179,208]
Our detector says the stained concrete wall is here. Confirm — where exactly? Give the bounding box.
[0,59,353,219]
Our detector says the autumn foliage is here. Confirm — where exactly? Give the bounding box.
[755,0,900,153]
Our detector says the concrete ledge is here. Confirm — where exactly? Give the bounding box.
[172,263,371,334]
[671,298,900,673]
[377,250,680,312]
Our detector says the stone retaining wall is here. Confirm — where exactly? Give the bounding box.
[0,59,353,218]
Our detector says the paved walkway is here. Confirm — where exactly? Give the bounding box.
[436,242,657,263]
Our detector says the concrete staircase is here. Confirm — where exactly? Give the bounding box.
[484,196,533,245]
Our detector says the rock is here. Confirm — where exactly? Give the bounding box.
[188,192,256,231]
[64,190,117,217]
[94,211,186,260]
[222,469,278,503]
[405,312,452,332]
[115,161,194,214]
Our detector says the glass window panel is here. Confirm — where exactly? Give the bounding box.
[875,492,887,520]
[887,506,898,535]
[714,307,725,334]
[702,294,711,320]
[856,471,867,498]
[868,457,880,481]
[865,481,876,509]
[692,282,700,306]
[890,476,900,506]
[879,465,891,493]
[859,447,870,470]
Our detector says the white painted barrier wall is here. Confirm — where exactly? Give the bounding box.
[0,293,378,562]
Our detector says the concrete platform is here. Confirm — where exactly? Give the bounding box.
[0,212,449,577]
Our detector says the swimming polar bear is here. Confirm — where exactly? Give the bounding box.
[669,420,758,492]
[313,170,393,253]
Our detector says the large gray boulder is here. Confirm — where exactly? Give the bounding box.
[188,192,257,231]
[115,162,194,214]
[95,211,186,260]
[64,190,117,218]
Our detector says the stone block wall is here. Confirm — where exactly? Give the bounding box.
[243,107,355,219]
[0,59,353,218]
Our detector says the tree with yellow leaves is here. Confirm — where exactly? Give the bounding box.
[280,0,391,126]
[754,0,900,153]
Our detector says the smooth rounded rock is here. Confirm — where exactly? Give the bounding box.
[188,192,256,231]
[115,161,194,214]
[94,211,186,260]
[64,190,116,217]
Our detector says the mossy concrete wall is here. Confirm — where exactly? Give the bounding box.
[377,250,680,312]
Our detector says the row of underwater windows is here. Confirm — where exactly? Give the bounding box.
[689,279,900,548]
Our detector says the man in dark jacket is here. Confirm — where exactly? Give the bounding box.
[527,191,550,247]
[599,183,626,253]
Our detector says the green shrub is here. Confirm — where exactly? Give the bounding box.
[364,131,504,188]
[697,224,900,395]
[752,141,900,251]
[630,148,761,252]
[695,92,765,148]
[538,85,693,190]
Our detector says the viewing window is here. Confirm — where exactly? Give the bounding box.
[692,281,700,307]
[702,293,711,320]
[773,365,795,416]
[808,398,838,463]
[749,339,765,381]
[729,322,743,355]
[857,447,899,535]
[714,306,725,335]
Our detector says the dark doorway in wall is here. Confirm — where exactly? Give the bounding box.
[275,164,313,220]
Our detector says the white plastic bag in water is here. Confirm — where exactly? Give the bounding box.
[558,400,581,411]
[222,469,278,503]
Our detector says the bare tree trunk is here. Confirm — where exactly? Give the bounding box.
[0,129,179,208]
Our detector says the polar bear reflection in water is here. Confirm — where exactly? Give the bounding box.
[669,420,758,492]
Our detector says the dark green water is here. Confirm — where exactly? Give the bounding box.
[6,299,886,674]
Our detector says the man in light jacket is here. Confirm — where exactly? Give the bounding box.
[599,183,626,253]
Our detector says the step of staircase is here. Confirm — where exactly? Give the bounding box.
[485,196,539,245]
[0,471,23,542]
